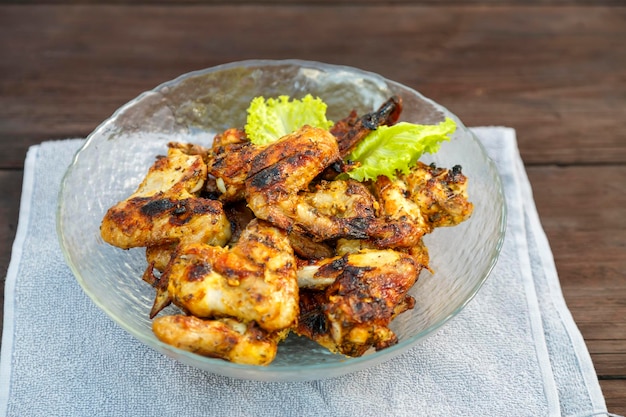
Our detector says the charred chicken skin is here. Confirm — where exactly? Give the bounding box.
[295,249,422,356]
[156,219,299,332]
[332,96,403,154]
[204,128,260,203]
[366,162,473,248]
[100,145,231,250]
[152,315,286,366]
[402,162,473,228]
[245,125,379,241]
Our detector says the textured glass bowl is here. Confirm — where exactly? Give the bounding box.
[57,60,506,381]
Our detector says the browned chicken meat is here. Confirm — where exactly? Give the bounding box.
[294,249,422,357]
[245,125,379,241]
[152,315,286,366]
[100,145,231,250]
[367,174,431,248]
[402,162,473,228]
[204,128,260,202]
[366,162,473,248]
[155,219,299,332]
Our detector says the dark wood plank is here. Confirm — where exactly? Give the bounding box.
[527,164,626,385]
[587,340,626,377]
[0,170,23,328]
[0,171,22,274]
[600,380,626,417]
[578,324,626,346]
[1,5,625,168]
[1,3,624,413]
[527,165,626,295]
[4,0,625,5]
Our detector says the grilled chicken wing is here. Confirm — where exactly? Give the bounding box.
[102,197,231,250]
[152,315,286,366]
[367,174,431,248]
[206,97,402,203]
[246,125,380,241]
[100,146,231,249]
[402,162,473,228]
[365,162,473,248]
[157,219,299,332]
[205,128,260,202]
[294,249,422,357]
[296,178,379,240]
[331,95,403,157]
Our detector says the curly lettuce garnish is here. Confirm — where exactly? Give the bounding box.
[245,94,334,146]
[344,117,457,181]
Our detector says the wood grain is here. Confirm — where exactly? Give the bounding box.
[0,3,624,413]
[527,165,626,385]
[601,380,626,416]
[4,0,625,5]
[1,6,625,167]
[0,170,23,327]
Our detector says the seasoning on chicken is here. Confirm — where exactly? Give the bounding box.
[156,219,299,332]
[365,162,473,248]
[294,249,422,357]
[245,125,379,241]
[152,315,287,366]
[204,128,260,202]
[100,145,231,250]
[402,162,473,228]
[367,174,431,248]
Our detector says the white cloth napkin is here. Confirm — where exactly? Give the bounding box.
[0,128,614,417]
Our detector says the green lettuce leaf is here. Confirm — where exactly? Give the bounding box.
[345,117,457,181]
[244,94,334,146]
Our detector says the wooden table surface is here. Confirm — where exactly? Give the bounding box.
[1,1,624,414]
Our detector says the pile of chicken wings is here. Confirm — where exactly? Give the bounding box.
[100,97,473,365]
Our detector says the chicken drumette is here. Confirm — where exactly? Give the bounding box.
[100,144,231,251]
[152,315,285,366]
[245,125,379,242]
[149,218,298,365]
[154,219,299,331]
[295,249,423,356]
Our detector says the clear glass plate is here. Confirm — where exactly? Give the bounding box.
[57,59,506,381]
